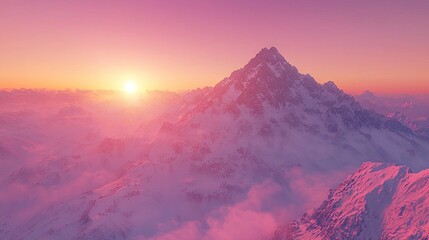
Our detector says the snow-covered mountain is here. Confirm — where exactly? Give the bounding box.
[278,161,429,240]
[1,47,429,239]
[174,47,427,172]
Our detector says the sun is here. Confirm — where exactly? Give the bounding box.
[123,81,137,94]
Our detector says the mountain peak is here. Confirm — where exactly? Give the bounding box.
[323,81,341,94]
[237,47,299,83]
[245,47,287,68]
[257,47,283,60]
[359,90,376,98]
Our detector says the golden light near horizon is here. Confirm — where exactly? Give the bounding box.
[123,81,137,94]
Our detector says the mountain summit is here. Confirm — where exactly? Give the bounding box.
[186,47,411,136]
[222,47,301,107]
[244,47,294,71]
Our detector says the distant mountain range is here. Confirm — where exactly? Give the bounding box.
[356,91,429,138]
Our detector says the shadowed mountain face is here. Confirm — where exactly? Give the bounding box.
[355,92,429,138]
[1,48,429,239]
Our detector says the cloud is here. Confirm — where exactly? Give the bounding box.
[147,181,293,240]
[203,181,280,240]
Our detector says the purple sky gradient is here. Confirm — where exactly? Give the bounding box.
[1,0,429,93]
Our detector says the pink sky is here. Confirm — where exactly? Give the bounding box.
[1,0,428,93]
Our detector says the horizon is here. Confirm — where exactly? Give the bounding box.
[1,1,429,94]
[1,46,429,95]
[2,2,429,238]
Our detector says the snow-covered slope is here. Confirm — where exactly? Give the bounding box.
[279,161,429,240]
[1,48,429,239]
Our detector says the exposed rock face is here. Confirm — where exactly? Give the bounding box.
[279,162,429,240]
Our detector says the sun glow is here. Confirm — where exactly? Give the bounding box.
[123,81,137,94]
